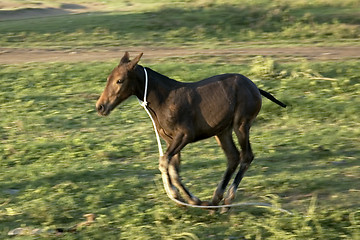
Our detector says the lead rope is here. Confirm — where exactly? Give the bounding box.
[138,67,291,214]
[138,67,164,157]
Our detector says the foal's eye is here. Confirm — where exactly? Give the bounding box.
[117,79,124,84]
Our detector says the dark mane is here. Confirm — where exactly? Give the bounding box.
[144,66,179,84]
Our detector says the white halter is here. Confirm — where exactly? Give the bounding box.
[138,67,164,157]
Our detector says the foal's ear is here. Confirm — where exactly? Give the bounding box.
[119,51,130,65]
[128,52,143,70]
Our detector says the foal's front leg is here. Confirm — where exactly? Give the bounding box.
[159,133,202,205]
[168,153,201,205]
[159,152,181,201]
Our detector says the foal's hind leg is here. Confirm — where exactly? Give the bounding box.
[211,129,240,205]
[224,122,254,206]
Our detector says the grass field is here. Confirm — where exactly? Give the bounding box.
[0,0,359,49]
[1,0,360,239]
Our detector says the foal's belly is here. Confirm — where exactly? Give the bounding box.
[192,98,235,141]
[192,115,233,142]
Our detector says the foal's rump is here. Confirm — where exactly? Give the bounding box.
[190,74,262,136]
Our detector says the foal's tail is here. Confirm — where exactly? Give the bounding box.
[259,89,287,108]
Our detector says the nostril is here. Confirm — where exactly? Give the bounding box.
[97,104,104,112]
[96,103,110,116]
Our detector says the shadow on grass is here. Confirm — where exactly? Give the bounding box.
[179,143,359,201]
[1,3,358,43]
[1,163,156,194]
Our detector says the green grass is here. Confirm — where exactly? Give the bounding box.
[0,58,359,239]
[0,0,359,49]
[1,0,360,239]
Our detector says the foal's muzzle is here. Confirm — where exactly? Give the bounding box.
[96,103,109,116]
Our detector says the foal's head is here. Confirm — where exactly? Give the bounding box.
[96,52,143,116]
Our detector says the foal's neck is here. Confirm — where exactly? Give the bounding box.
[134,65,182,108]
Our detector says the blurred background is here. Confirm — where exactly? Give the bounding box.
[0,0,359,239]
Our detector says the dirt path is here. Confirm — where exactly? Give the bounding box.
[1,46,359,64]
[1,2,359,64]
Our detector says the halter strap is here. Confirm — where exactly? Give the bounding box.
[138,67,164,156]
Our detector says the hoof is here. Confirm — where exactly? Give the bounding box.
[200,201,218,214]
[188,196,202,206]
[221,196,234,213]
[220,207,231,214]
[200,201,211,206]
[211,195,223,206]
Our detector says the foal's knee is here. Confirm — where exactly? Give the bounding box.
[240,151,254,165]
[158,156,169,173]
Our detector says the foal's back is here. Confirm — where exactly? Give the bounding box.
[164,74,262,141]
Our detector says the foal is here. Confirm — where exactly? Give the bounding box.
[96,52,286,207]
